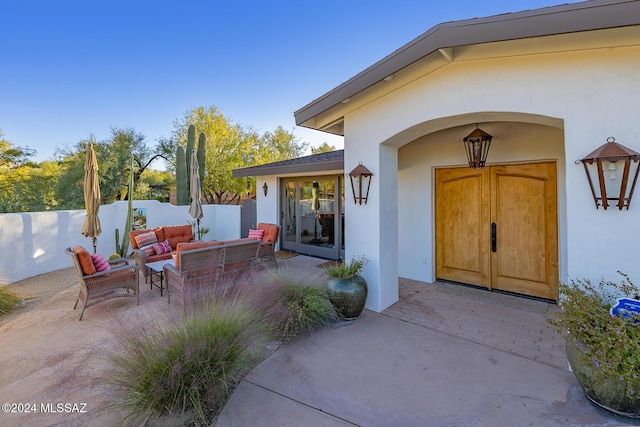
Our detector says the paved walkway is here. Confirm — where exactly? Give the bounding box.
[0,256,635,426]
[385,278,566,369]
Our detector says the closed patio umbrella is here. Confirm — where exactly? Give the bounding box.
[81,141,101,253]
[188,150,203,240]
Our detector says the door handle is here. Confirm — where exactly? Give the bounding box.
[491,222,497,253]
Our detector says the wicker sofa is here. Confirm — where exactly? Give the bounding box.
[130,224,194,281]
[163,239,261,313]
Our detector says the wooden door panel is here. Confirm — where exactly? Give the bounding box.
[435,162,558,300]
[491,163,558,300]
[435,168,490,288]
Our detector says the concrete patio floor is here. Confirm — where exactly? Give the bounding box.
[0,255,636,426]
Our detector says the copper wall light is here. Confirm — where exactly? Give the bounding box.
[349,163,373,205]
[262,182,268,197]
[462,125,493,168]
[577,137,640,210]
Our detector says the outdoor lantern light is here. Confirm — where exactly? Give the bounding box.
[577,136,640,210]
[262,182,268,197]
[462,125,493,168]
[349,163,373,205]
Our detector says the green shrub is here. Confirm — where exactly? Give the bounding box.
[106,297,266,425]
[0,282,20,316]
[251,267,337,342]
[548,272,640,398]
[325,255,369,278]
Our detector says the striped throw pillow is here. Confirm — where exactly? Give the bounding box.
[248,229,264,240]
[91,253,111,272]
[135,231,158,256]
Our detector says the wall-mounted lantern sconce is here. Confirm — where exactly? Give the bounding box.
[577,137,640,210]
[462,125,493,168]
[348,163,373,205]
[262,182,268,197]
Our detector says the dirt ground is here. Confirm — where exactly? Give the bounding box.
[0,267,77,327]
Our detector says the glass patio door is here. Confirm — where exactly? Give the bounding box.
[281,176,343,259]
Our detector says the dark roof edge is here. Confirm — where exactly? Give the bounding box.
[294,0,640,126]
[232,150,345,177]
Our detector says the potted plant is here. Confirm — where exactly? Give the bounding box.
[548,272,640,418]
[325,255,369,320]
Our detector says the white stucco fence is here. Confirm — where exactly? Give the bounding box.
[0,200,242,283]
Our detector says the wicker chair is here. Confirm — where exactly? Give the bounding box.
[256,223,280,268]
[65,247,139,320]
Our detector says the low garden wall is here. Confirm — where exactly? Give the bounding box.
[0,200,242,283]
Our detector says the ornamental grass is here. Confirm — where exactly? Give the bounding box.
[105,295,268,425]
[0,276,20,316]
[249,266,338,342]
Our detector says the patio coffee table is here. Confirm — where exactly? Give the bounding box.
[145,259,174,296]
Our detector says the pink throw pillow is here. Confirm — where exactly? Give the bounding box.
[91,253,111,272]
[152,239,172,255]
[248,229,264,240]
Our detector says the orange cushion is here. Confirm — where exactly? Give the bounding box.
[73,246,96,276]
[257,223,279,243]
[175,241,222,268]
[162,225,193,249]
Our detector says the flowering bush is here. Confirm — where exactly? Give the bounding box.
[548,272,640,414]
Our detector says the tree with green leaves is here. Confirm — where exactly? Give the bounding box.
[0,128,58,213]
[54,127,170,209]
[0,128,36,168]
[0,161,60,213]
[311,142,336,154]
[171,106,308,204]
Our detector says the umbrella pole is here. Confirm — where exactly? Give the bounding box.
[197,218,201,240]
[92,237,97,254]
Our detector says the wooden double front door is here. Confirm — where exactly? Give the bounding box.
[435,162,558,300]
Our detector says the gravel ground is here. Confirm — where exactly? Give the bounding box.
[0,267,77,327]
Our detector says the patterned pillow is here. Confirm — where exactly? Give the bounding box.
[91,253,111,272]
[134,231,157,256]
[248,229,265,240]
[152,239,172,255]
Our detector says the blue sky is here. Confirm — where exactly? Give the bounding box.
[1,0,566,164]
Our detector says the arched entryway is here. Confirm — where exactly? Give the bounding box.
[393,112,566,301]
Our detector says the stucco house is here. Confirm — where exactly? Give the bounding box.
[234,0,640,314]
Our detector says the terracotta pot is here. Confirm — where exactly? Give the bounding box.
[566,335,640,418]
[327,274,368,320]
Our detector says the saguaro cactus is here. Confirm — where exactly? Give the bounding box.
[186,124,196,189]
[115,156,135,257]
[197,132,207,186]
[175,125,207,205]
[176,146,188,205]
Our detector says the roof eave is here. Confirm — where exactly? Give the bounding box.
[294,0,640,129]
[232,160,344,178]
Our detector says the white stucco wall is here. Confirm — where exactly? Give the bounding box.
[255,176,280,251]
[343,43,640,311]
[0,201,241,283]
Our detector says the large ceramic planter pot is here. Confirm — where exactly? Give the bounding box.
[566,335,640,418]
[327,274,368,320]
